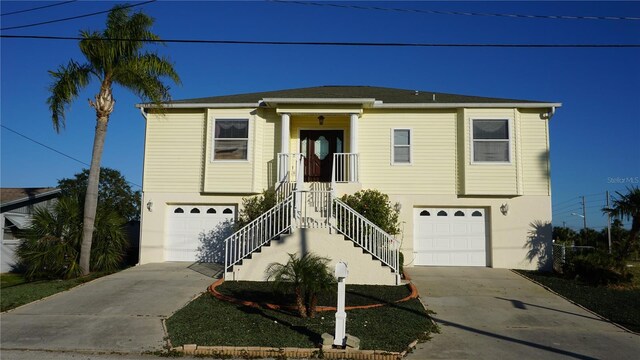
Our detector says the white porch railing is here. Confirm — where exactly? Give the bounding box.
[224,193,295,274]
[277,153,304,184]
[332,198,399,272]
[332,153,359,184]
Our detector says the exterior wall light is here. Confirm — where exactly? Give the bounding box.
[318,115,325,126]
[146,200,153,212]
[500,203,509,216]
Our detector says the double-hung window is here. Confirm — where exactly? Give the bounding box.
[472,119,510,163]
[213,119,249,160]
[392,128,411,164]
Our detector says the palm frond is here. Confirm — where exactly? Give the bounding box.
[46,60,92,132]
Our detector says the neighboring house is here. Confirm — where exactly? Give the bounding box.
[137,86,560,285]
[1,187,61,272]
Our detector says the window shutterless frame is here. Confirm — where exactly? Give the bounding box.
[470,118,512,164]
[391,128,412,165]
[212,118,250,162]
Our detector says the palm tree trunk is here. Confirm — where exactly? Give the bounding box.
[295,286,307,318]
[79,117,108,275]
[307,293,318,318]
[79,83,114,276]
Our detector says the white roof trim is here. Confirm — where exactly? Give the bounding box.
[373,102,562,109]
[137,100,562,110]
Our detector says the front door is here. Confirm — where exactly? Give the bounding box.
[300,130,343,182]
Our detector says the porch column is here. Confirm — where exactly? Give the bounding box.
[349,113,359,182]
[281,113,290,154]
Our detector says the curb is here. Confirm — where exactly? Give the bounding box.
[208,278,418,312]
[511,269,639,336]
[175,344,403,359]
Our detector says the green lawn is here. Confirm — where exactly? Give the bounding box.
[0,272,111,312]
[167,283,435,352]
[516,266,640,333]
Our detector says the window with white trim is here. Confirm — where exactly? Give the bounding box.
[213,119,248,160]
[392,128,411,164]
[472,119,510,163]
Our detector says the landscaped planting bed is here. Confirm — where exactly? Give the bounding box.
[516,268,640,333]
[166,282,435,352]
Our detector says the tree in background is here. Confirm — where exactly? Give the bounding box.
[552,226,578,244]
[47,5,180,275]
[604,186,640,264]
[58,168,141,221]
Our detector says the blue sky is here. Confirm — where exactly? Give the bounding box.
[1,1,639,231]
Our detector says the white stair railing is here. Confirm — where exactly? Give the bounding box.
[331,198,399,274]
[224,193,295,276]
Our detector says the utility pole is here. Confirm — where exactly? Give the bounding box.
[606,191,612,254]
[582,196,588,245]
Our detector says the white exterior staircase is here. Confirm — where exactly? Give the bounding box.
[224,155,400,285]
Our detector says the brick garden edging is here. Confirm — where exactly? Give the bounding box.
[207,277,418,312]
[175,344,403,359]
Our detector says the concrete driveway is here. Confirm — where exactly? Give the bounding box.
[0,263,215,353]
[407,267,639,360]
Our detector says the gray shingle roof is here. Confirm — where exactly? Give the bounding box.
[167,86,551,105]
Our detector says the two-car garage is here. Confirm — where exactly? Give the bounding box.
[413,208,488,267]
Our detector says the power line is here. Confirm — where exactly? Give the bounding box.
[1,125,142,189]
[2,34,639,48]
[272,0,640,21]
[0,1,156,31]
[1,1,77,17]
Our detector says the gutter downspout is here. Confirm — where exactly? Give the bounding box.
[137,106,148,266]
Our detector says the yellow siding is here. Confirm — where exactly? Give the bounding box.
[462,108,519,195]
[260,109,279,188]
[203,109,258,193]
[358,109,457,194]
[519,110,551,195]
[143,110,205,192]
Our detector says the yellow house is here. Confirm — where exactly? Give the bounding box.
[136,86,561,285]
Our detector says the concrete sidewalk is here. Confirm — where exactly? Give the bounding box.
[407,267,639,360]
[0,263,214,353]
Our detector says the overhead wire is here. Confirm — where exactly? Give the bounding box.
[0,1,156,31]
[1,125,142,189]
[271,0,640,21]
[1,1,77,17]
[1,34,638,48]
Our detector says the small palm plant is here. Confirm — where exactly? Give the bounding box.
[16,195,127,280]
[265,252,335,318]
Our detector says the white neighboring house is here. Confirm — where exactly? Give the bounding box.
[0,188,61,273]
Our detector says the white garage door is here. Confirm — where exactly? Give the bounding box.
[166,205,235,262]
[414,208,487,266]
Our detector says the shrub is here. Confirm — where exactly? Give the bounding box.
[16,195,127,280]
[237,188,277,228]
[563,250,629,286]
[340,189,400,235]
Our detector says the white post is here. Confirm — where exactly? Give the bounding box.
[349,114,359,183]
[280,113,290,183]
[333,261,349,347]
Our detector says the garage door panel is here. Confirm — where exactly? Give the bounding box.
[166,205,235,262]
[414,208,487,266]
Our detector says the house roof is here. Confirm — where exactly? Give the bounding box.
[139,86,561,109]
[0,188,61,208]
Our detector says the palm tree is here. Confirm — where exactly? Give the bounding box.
[17,195,128,280]
[265,253,334,318]
[604,186,640,262]
[47,5,180,275]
